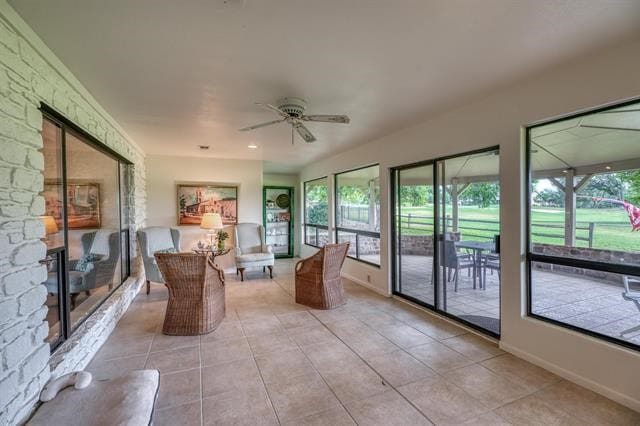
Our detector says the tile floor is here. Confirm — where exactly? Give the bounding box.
[88,259,640,425]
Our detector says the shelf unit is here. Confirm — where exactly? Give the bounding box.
[263,186,294,258]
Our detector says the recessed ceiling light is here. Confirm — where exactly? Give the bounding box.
[605,165,612,170]
[198,145,210,150]
[248,143,257,149]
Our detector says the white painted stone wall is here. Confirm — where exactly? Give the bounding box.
[0,2,146,425]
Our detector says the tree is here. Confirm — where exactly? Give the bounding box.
[576,173,625,208]
[534,189,564,207]
[620,171,640,205]
[400,185,431,207]
[461,183,499,208]
[306,185,328,225]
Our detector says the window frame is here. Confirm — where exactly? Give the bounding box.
[334,164,381,267]
[525,97,640,353]
[303,176,329,248]
[41,104,133,351]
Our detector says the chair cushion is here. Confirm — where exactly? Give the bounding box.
[74,253,100,272]
[236,252,274,265]
[28,370,159,426]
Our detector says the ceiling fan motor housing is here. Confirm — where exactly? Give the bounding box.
[277,97,306,118]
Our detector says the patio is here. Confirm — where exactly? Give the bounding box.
[398,255,640,344]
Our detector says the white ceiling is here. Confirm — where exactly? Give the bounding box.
[10,0,640,173]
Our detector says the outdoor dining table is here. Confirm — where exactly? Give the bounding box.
[455,240,495,289]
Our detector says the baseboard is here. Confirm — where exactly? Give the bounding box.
[500,341,640,412]
[341,272,390,297]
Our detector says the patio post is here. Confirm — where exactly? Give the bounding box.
[451,181,459,232]
[564,168,576,246]
[368,179,376,231]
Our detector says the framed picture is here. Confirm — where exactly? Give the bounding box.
[177,184,238,225]
[44,180,101,229]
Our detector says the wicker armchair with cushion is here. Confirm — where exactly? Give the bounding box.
[43,230,120,308]
[295,242,349,310]
[154,253,225,335]
[234,223,274,282]
[137,226,181,294]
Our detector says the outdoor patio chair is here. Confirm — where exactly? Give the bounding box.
[481,253,500,290]
[621,276,640,336]
[295,243,349,309]
[440,239,475,292]
[154,253,225,335]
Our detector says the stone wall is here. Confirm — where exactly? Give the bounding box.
[0,4,146,425]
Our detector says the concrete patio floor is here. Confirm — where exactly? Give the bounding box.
[396,255,640,345]
[86,258,640,425]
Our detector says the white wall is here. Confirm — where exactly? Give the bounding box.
[299,37,640,409]
[146,155,263,271]
[263,173,300,257]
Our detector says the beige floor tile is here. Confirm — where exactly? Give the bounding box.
[200,336,252,366]
[533,380,640,425]
[458,411,512,425]
[86,354,147,380]
[202,386,278,426]
[93,334,153,361]
[200,321,244,342]
[398,376,489,424]
[287,324,341,347]
[480,353,560,393]
[405,315,467,340]
[364,349,437,387]
[440,333,504,362]
[145,346,200,374]
[265,372,342,423]
[150,334,200,353]
[442,364,531,410]
[202,357,264,398]
[345,389,432,425]
[320,361,389,404]
[375,323,435,348]
[341,333,400,358]
[255,348,316,384]
[156,368,201,409]
[277,311,321,329]
[495,394,584,426]
[242,315,285,336]
[281,406,356,426]
[154,400,202,426]
[309,307,355,324]
[247,331,298,356]
[407,341,474,372]
[301,341,362,375]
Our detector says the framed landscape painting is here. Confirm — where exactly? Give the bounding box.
[44,180,101,229]
[177,184,238,225]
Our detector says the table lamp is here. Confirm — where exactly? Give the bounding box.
[200,213,223,247]
[41,215,59,244]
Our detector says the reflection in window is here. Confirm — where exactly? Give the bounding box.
[304,177,329,247]
[528,99,640,350]
[335,165,380,265]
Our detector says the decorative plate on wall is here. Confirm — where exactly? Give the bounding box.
[276,193,290,209]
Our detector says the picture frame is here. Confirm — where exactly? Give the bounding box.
[44,180,101,229]
[177,184,238,225]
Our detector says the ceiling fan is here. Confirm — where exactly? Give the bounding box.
[239,97,350,144]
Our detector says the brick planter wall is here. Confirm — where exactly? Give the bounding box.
[0,6,146,425]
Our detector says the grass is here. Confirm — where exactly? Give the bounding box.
[390,205,640,252]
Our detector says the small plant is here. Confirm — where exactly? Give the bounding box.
[216,230,229,250]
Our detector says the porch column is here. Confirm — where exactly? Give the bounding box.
[368,179,376,231]
[451,181,459,232]
[564,169,576,247]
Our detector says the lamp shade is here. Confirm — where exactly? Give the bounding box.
[200,213,223,230]
[41,215,59,235]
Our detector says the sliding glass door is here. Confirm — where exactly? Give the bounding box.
[392,147,501,337]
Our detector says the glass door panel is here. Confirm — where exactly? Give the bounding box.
[264,186,294,258]
[394,164,435,307]
[437,149,500,335]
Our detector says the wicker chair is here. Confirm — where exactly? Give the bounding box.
[154,253,225,335]
[295,243,349,310]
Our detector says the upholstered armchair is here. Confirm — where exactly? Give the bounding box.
[295,242,349,309]
[234,223,274,282]
[43,230,120,308]
[154,253,226,335]
[137,227,181,294]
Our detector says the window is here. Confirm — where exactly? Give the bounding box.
[304,177,329,247]
[40,106,133,350]
[335,165,380,266]
[527,98,640,351]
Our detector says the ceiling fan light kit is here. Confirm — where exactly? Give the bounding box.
[239,97,350,144]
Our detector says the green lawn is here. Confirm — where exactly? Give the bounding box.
[393,205,640,252]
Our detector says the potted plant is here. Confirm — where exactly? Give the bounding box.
[216,230,229,251]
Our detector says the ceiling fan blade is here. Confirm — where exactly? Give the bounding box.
[295,124,317,143]
[238,119,284,131]
[256,103,290,119]
[302,114,350,124]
